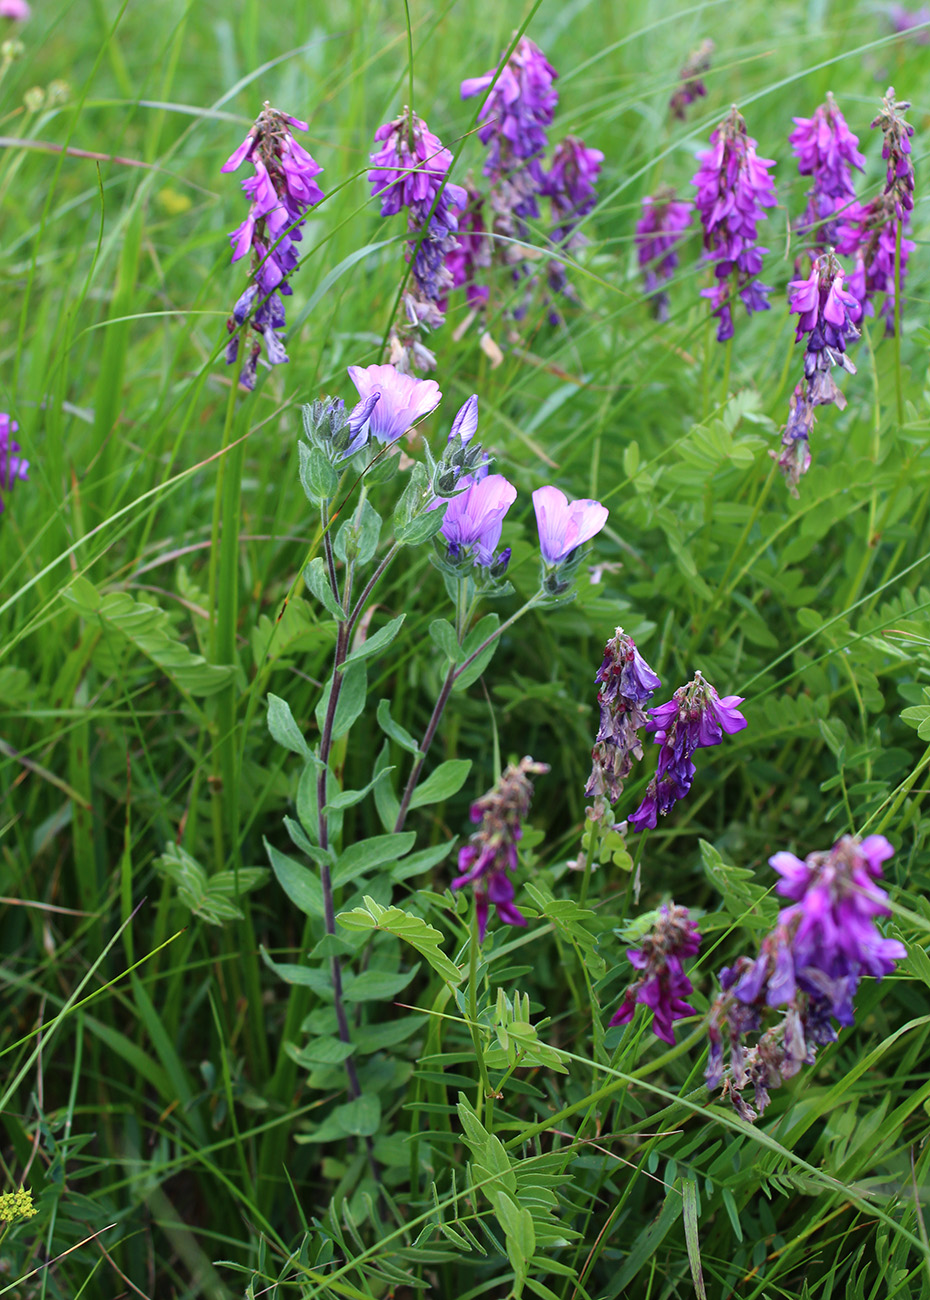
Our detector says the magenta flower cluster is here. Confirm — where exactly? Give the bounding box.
[634,190,694,319]
[692,107,778,341]
[0,413,28,512]
[452,757,549,941]
[628,672,747,833]
[222,103,324,389]
[367,109,467,371]
[707,836,905,1120]
[454,37,602,322]
[789,93,864,249]
[610,904,702,1044]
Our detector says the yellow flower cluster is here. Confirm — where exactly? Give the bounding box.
[0,1187,37,1222]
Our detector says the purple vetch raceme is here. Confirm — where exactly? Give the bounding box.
[706,835,905,1121]
[772,248,860,494]
[368,108,467,372]
[0,413,28,512]
[628,671,747,833]
[789,94,864,250]
[669,39,714,120]
[610,904,702,1043]
[222,103,324,389]
[692,106,777,341]
[837,87,915,333]
[635,189,693,319]
[451,757,550,941]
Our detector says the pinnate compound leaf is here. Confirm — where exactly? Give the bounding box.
[337,895,464,985]
[63,577,234,697]
[155,844,267,925]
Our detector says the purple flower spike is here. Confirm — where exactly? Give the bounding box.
[439,472,517,567]
[669,39,714,120]
[838,87,915,334]
[585,628,661,809]
[445,180,491,308]
[0,0,31,17]
[789,94,865,249]
[222,102,324,387]
[532,485,608,565]
[368,108,467,372]
[462,36,558,178]
[543,136,604,244]
[692,106,777,342]
[451,757,549,942]
[0,413,29,512]
[628,671,746,833]
[707,835,905,1121]
[635,189,693,319]
[787,249,860,408]
[346,363,441,443]
[610,904,701,1044]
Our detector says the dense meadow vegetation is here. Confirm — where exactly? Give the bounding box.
[4,0,930,1295]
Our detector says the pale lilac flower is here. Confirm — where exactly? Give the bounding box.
[610,904,701,1044]
[222,103,324,389]
[789,94,864,248]
[346,363,441,444]
[692,107,777,342]
[669,39,714,120]
[585,629,661,807]
[438,473,516,567]
[635,189,693,318]
[532,485,608,565]
[628,671,746,833]
[452,757,549,941]
[706,836,905,1120]
[0,414,28,512]
[0,0,30,17]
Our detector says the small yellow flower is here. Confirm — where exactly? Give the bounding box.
[0,1187,37,1222]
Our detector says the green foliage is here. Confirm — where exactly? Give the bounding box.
[7,3,930,1298]
[62,576,234,696]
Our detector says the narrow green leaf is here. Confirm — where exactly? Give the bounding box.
[266,693,310,759]
[341,613,405,668]
[337,896,464,985]
[682,1177,707,1300]
[376,698,423,755]
[429,618,460,662]
[304,556,346,621]
[264,839,324,917]
[408,759,472,809]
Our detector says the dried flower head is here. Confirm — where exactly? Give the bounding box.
[669,39,714,120]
